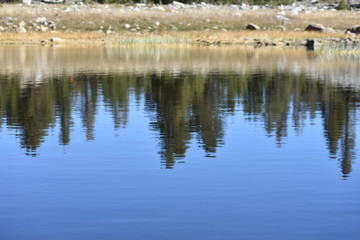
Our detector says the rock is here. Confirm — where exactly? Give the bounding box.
[50,37,64,44]
[0,26,4,32]
[36,17,47,25]
[49,23,56,30]
[246,23,261,30]
[65,5,79,13]
[42,0,64,3]
[279,25,287,31]
[305,23,326,32]
[345,31,356,37]
[152,6,165,11]
[305,39,315,50]
[324,27,336,34]
[254,41,264,48]
[345,25,360,34]
[5,17,13,23]
[274,42,286,46]
[172,1,186,8]
[276,15,290,23]
[40,26,48,32]
[16,26,27,33]
[124,24,131,29]
[239,3,249,10]
[19,21,26,28]
[22,0,31,5]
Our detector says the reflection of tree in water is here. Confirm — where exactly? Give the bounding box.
[0,75,55,155]
[55,76,73,146]
[145,73,225,167]
[321,89,358,178]
[0,71,359,175]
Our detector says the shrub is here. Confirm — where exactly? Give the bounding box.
[336,0,349,10]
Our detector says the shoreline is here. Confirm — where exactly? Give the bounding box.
[0,3,358,49]
[0,31,356,51]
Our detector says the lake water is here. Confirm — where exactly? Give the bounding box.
[0,45,359,240]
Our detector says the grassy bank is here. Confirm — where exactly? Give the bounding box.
[0,4,358,45]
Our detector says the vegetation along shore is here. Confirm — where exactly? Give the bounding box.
[0,1,360,51]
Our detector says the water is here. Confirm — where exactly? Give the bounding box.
[0,46,359,240]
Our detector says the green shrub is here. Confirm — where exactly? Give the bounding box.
[336,0,349,10]
[246,0,294,6]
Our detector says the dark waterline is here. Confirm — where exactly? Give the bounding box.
[0,46,359,240]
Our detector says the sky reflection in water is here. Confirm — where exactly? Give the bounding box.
[0,46,359,240]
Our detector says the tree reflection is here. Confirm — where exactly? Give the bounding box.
[0,70,358,175]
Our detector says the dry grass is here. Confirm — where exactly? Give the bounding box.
[0,32,108,44]
[0,4,358,44]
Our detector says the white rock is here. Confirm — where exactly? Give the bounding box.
[276,15,289,21]
[36,17,46,24]
[40,26,48,32]
[124,24,131,29]
[153,6,165,11]
[172,1,186,8]
[5,17,13,23]
[65,5,79,12]
[16,26,27,33]
[22,0,31,5]
[239,3,248,10]
[19,21,26,27]
[229,5,239,10]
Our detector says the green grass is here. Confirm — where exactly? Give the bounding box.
[110,35,190,46]
[319,40,360,56]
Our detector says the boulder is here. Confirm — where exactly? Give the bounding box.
[305,39,315,50]
[345,25,360,34]
[305,24,326,32]
[246,23,261,30]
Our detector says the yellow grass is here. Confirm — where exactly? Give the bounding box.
[0,4,358,45]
